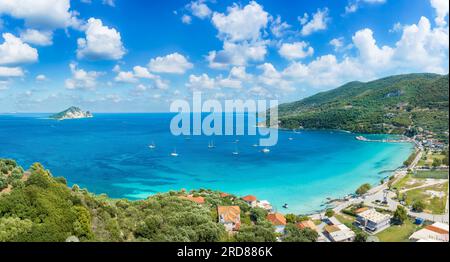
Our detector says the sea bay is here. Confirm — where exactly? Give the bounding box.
[0,113,413,214]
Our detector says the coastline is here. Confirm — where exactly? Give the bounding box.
[1,114,417,216]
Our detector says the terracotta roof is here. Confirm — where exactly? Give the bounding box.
[242,195,257,202]
[425,225,449,235]
[354,207,369,214]
[297,220,317,231]
[267,213,286,226]
[220,193,231,198]
[218,206,241,223]
[179,195,205,204]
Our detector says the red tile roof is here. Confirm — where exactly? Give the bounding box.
[218,206,241,224]
[179,195,205,204]
[242,195,257,202]
[425,225,449,234]
[297,220,317,231]
[220,193,231,198]
[267,213,286,226]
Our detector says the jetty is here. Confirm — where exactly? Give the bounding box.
[355,135,411,143]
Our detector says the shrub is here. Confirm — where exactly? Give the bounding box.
[356,183,372,195]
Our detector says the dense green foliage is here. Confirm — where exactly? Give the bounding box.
[0,160,297,242]
[355,183,372,196]
[412,200,426,212]
[276,73,449,141]
[283,224,318,242]
[393,206,408,225]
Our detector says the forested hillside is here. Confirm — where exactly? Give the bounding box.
[277,73,449,141]
[0,159,316,242]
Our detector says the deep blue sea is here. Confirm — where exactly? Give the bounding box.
[0,113,413,214]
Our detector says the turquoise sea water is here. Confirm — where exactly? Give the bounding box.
[0,113,413,214]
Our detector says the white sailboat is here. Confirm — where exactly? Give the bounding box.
[261,148,270,153]
[170,148,179,157]
[148,141,156,149]
[232,145,239,155]
[208,140,216,148]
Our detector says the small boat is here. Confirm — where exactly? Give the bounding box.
[288,137,294,141]
[170,149,179,157]
[148,142,156,149]
[282,203,289,209]
[232,145,239,155]
[261,148,270,153]
[252,144,259,147]
[208,140,216,149]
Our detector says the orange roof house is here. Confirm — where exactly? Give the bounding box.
[242,195,257,202]
[267,213,287,234]
[218,206,241,231]
[267,213,287,226]
[241,195,257,207]
[179,195,205,204]
[220,193,231,198]
[297,220,318,231]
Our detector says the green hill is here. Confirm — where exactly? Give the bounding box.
[0,159,317,242]
[277,73,449,141]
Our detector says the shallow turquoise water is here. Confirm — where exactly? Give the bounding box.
[0,113,413,214]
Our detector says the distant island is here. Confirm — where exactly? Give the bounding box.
[50,106,93,120]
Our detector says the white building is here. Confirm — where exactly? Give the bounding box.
[356,209,391,233]
[324,224,356,242]
[409,222,449,242]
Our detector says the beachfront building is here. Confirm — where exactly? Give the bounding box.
[267,213,287,234]
[178,195,205,204]
[217,206,241,232]
[409,222,449,242]
[323,224,356,242]
[241,195,257,207]
[356,209,391,233]
[256,200,273,212]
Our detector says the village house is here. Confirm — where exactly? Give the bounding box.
[323,224,356,242]
[241,195,257,207]
[323,217,355,242]
[178,195,205,204]
[409,222,449,242]
[355,208,391,233]
[219,192,231,198]
[297,220,318,232]
[256,200,273,212]
[217,206,241,232]
[267,213,287,234]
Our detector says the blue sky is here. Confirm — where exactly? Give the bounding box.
[0,0,448,112]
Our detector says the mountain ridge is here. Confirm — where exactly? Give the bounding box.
[276,73,449,142]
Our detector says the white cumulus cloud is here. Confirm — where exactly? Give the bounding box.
[148,53,193,74]
[20,29,53,46]
[212,1,269,42]
[0,66,24,77]
[279,42,314,60]
[300,8,329,36]
[430,0,449,27]
[65,63,101,89]
[0,33,38,66]
[188,1,212,19]
[77,18,126,61]
[0,0,80,29]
